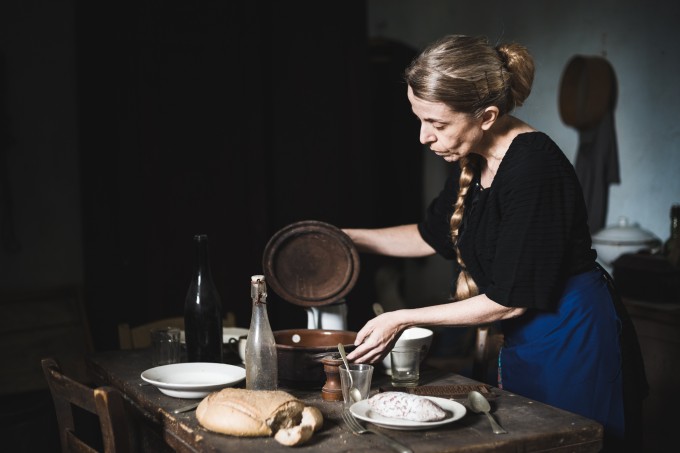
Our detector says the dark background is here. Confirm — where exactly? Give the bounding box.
[73,1,423,351]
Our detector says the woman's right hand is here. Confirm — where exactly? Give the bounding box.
[346,311,408,364]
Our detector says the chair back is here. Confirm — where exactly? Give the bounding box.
[118,317,185,349]
[118,312,236,349]
[41,357,132,453]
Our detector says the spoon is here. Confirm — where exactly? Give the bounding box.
[467,390,507,434]
[337,343,362,403]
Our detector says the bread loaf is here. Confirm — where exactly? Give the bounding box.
[368,392,447,422]
[196,388,323,446]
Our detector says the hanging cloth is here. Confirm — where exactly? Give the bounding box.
[559,56,620,234]
[574,110,620,234]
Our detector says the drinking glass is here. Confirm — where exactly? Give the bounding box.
[390,347,420,387]
[150,327,181,366]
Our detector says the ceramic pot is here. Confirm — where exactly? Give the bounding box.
[274,329,356,389]
[592,216,662,266]
[305,300,348,330]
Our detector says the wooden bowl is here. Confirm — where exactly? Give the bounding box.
[274,329,356,389]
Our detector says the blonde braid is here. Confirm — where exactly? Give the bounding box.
[450,154,482,301]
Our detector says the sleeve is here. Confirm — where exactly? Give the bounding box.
[417,170,458,260]
[485,145,580,310]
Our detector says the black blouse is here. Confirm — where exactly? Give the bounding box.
[418,132,597,310]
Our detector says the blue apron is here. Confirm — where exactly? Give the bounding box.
[498,268,624,439]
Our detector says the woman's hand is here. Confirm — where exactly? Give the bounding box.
[346,311,408,364]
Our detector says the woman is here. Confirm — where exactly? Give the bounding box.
[344,35,646,450]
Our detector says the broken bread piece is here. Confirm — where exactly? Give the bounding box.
[273,405,323,446]
[368,392,447,422]
[301,405,323,430]
[274,423,313,446]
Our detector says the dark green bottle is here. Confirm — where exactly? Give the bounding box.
[184,234,223,363]
[664,205,680,267]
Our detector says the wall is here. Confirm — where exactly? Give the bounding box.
[368,0,680,250]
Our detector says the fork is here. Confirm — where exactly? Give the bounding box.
[341,409,414,453]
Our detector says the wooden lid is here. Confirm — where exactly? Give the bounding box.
[262,220,360,307]
[559,55,617,130]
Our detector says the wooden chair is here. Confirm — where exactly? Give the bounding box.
[472,325,504,384]
[118,312,236,349]
[117,316,184,350]
[41,357,132,453]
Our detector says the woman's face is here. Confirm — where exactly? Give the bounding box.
[407,86,484,162]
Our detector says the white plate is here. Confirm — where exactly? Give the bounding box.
[179,327,249,344]
[350,396,466,430]
[141,362,245,399]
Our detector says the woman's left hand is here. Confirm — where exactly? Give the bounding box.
[346,311,406,364]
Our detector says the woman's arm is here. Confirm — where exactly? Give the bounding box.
[343,224,436,257]
[346,294,526,364]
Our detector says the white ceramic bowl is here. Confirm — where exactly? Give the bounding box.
[141,362,245,398]
[592,216,661,266]
[381,327,433,375]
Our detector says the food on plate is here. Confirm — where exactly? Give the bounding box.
[196,388,323,446]
[368,392,447,422]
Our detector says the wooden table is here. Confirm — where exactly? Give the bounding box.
[86,349,602,452]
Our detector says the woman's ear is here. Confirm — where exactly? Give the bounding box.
[480,106,500,130]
